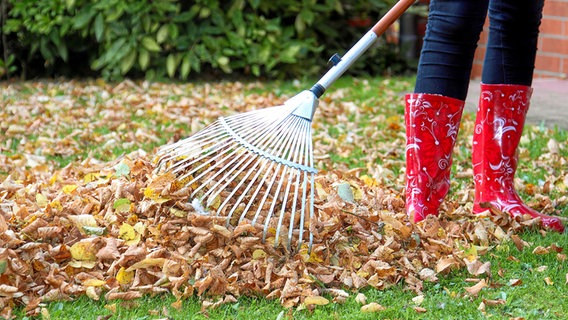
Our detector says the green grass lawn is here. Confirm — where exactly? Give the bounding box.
[2,76,567,320]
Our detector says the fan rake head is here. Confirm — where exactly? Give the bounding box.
[155,92,318,251]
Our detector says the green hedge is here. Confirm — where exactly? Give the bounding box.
[0,0,407,80]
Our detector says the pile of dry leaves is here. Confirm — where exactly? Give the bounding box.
[0,80,566,318]
[0,151,553,318]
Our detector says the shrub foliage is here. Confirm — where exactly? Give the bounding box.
[0,0,406,80]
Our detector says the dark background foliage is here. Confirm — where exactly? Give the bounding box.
[0,0,419,80]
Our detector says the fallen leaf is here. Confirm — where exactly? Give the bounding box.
[62,184,78,194]
[69,239,97,261]
[464,279,488,296]
[304,296,329,306]
[536,266,548,272]
[483,299,506,306]
[413,306,427,313]
[116,267,134,285]
[113,198,132,213]
[355,293,367,305]
[412,295,424,305]
[83,279,106,287]
[533,246,549,255]
[119,223,137,241]
[508,279,523,287]
[511,234,528,251]
[361,302,386,313]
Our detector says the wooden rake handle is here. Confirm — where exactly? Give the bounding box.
[312,0,418,95]
[371,0,417,36]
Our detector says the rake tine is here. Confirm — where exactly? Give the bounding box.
[203,115,300,210]
[273,117,308,248]
[198,116,295,205]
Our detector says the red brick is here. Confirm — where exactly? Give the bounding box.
[535,55,561,72]
[564,21,568,36]
[470,63,483,79]
[539,18,564,36]
[473,46,486,61]
[563,57,568,76]
[540,37,568,55]
[543,0,568,17]
[478,29,489,43]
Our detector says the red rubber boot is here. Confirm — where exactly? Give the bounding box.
[405,94,465,223]
[472,83,565,232]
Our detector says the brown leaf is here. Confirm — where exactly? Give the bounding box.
[533,246,550,255]
[483,298,506,306]
[511,234,528,251]
[436,257,460,274]
[464,279,488,296]
[508,279,523,287]
[105,291,143,301]
[413,306,427,313]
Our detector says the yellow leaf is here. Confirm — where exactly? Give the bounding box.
[361,302,386,313]
[68,214,98,231]
[360,175,378,187]
[252,249,267,260]
[304,296,329,306]
[49,173,59,185]
[104,303,117,313]
[119,223,136,241]
[169,207,187,217]
[70,240,97,261]
[36,193,48,208]
[349,180,363,200]
[315,182,328,199]
[86,286,100,301]
[83,279,106,287]
[126,258,166,272]
[116,267,134,285]
[143,187,170,203]
[299,246,324,263]
[207,194,221,209]
[544,277,554,286]
[49,200,63,211]
[63,184,78,194]
[84,172,100,183]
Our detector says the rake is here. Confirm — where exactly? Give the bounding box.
[155,0,416,251]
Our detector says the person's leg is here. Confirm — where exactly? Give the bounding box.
[406,0,487,222]
[473,0,564,232]
[415,0,488,100]
[481,0,543,85]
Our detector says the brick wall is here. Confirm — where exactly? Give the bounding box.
[472,0,568,79]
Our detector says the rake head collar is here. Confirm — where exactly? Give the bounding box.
[288,90,319,121]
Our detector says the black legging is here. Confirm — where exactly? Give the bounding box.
[414,0,544,101]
